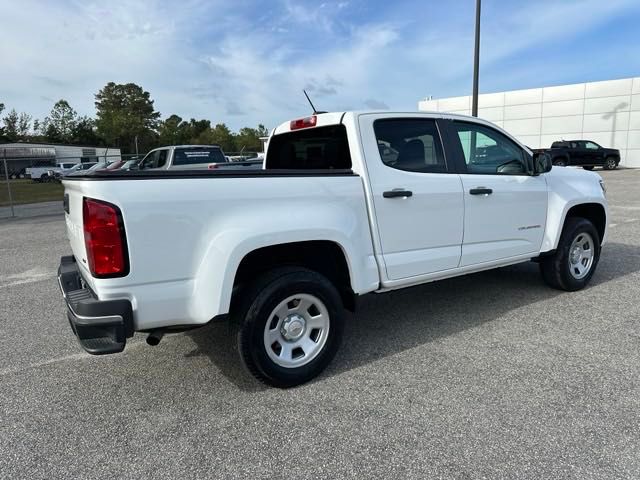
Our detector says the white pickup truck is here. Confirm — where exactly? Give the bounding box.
[58,111,608,387]
[27,162,77,181]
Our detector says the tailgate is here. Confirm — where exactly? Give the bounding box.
[62,181,93,286]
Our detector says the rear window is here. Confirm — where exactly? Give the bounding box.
[173,147,226,166]
[266,125,351,169]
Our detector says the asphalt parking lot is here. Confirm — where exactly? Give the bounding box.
[1,169,639,479]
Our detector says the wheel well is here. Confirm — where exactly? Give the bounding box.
[565,203,606,242]
[233,241,356,311]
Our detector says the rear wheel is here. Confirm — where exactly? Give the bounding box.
[539,217,600,291]
[603,157,618,170]
[235,267,344,388]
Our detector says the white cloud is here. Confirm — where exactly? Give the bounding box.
[0,0,638,132]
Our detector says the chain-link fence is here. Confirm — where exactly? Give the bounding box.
[1,147,264,219]
[0,148,131,219]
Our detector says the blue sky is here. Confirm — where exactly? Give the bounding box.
[1,0,639,131]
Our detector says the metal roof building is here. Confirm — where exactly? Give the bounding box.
[0,142,121,163]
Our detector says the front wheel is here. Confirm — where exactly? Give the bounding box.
[236,267,344,388]
[603,157,618,170]
[554,158,567,167]
[539,217,600,291]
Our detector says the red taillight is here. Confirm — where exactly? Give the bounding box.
[290,115,317,130]
[83,197,129,278]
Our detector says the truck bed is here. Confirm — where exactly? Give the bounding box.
[62,168,378,331]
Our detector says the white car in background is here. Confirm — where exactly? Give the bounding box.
[27,162,77,182]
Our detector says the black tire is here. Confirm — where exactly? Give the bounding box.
[40,174,48,182]
[539,217,600,291]
[554,158,567,167]
[603,157,618,170]
[235,267,344,388]
[583,166,594,171]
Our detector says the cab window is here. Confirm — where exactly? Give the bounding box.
[373,118,446,173]
[141,150,163,169]
[452,122,528,175]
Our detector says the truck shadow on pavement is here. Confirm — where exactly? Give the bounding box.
[185,241,640,392]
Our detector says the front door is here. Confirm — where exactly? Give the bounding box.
[583,141,603,165]
[443,120,548,266]
[359,115,464,281]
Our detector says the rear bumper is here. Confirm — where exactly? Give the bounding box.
[58,255,133,355]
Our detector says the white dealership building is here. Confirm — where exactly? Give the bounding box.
[418,76,640,167]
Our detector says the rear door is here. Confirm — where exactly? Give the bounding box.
[442,120,548,266]
[571,141,587,165]
[359,114,464,280]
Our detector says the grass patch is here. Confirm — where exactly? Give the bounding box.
[0,179,64,206]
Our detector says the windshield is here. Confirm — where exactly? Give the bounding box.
[88,162,111,171]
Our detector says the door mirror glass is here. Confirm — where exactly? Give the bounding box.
[533,152,552,174]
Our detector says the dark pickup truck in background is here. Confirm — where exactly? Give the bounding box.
[533,140,620,170]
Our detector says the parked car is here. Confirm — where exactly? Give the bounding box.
[119,159,140,171]
[138,145,228,170]
[58,111,608,387]
[53,162,98,181]
[86,161,114,172]
[27,162,77,182]
[533,140,620,170]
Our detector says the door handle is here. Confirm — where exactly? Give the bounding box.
[383,189,413,198]
[469,187,493,195]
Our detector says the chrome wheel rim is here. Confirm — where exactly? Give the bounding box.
[568,232,595,280]
[263,293,330,368]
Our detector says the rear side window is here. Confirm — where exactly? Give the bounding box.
[373,118,446,173]
[266,125,351,169]
[173,147,226,165]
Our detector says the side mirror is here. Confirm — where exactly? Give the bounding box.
[533,152,552,174]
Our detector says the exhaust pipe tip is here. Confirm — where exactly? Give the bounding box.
[146,330,165,346]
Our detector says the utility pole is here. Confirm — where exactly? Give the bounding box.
[471,0,481,117]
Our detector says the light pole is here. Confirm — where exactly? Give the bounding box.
[471,0,481,117]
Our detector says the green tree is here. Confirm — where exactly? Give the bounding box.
[197,123,236,152]
[186,118,211,142]
[17,112,32,140]
[0,103,5,140]
[235,124,269,152]
[72,116,101,146]
[43,99,77,143]
[158,114,188,145]
[2,108,19,142]
[95,82,161,153]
